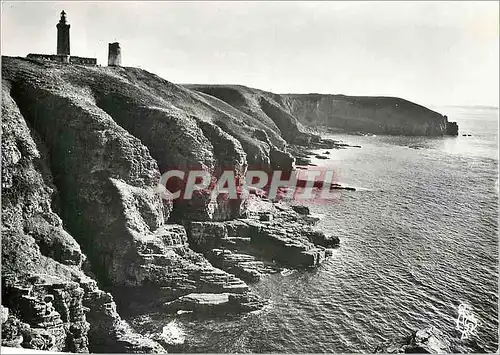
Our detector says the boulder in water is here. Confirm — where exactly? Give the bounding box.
[374,326,451,353]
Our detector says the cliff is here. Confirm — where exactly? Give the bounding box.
[1,56,457,353]
[282,94,459,136]
[1,56,332,353]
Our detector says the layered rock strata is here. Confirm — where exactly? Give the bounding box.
[374,326,483,353]
[186,201,339,283]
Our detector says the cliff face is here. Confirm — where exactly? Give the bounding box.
[185,85,318,145]
[186,86,458,137]
[1,56,458,352]
[283,94,459,136]
[1,79,165,353]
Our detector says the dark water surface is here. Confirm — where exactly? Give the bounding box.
[131,106,499,353]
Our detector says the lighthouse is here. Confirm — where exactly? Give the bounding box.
[56,10,70,56]
[27,10,96,65]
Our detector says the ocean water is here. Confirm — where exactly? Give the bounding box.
[131,106,499,353]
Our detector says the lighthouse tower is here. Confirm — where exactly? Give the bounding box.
[56,10,70,55]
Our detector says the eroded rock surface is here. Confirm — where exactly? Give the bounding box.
[1,56,347,353]
[187,200,339,281]
[2,78,166,353]
[373,326,484,354]
[163,292,266,315]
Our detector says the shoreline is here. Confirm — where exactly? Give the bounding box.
[3,56,492,354]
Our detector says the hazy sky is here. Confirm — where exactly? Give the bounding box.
[2,1,499,107]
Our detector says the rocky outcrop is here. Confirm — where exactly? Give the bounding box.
[205,248,270,282]
[186,84,315,146]
[186,201,339,282]
[187,85,459,137]
[1,276,165,353]
[445,118,459,136]
[374,327,452,353]
[80,279,165,353]
[1,59,270,353]
[1,58,259,294]
[373,326,485,354]
[163,292,266,315]
[1,276,89,352]
[1,79,166,352]
[1,56,352,353]
[283,94,459,136]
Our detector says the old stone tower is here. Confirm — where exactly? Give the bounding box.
[56,10,70,55]
[108,42,121,66]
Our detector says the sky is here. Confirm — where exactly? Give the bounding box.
[1,1,499,107]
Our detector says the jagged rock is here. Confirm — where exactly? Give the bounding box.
[1,309,29,348]
[129,243,249,298]
[1,79,165,353]
[188,222,228,251]
[80,278,165,353]
[374,327,452,354]
[445,117,459,136]
[23,328,57,351]
[1,276,88,352]
[409,327,452,353]
[1,275,169,353]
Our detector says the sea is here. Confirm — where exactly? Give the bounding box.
[129,106,499,353]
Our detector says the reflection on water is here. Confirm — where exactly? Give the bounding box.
[129,106,499,353]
